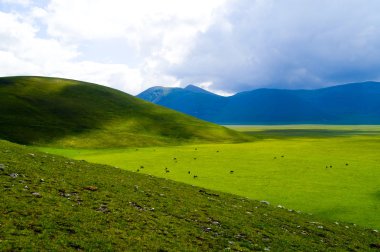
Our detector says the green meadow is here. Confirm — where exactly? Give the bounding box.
[3,140,379,251]
[40,125,380,230]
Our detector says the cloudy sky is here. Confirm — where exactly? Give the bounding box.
[1,0,380,95]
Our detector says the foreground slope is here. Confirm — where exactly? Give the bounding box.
[138,82,380,124]
[1,140,379,251]
[0,76,249,148]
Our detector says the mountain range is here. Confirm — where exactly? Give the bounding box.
[137,82,380,124]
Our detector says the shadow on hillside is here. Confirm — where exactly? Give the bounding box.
[0,80,121,145]
[373,191,380,201]
[1,77,247,147]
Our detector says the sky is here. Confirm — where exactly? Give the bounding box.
[1,0,380,95]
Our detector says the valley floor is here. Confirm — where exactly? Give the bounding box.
[40,125,380,230]
[2,139,379,251]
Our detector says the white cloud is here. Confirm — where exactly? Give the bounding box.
[0,11,77,72]
[0,0,228,94]
[43,0,227,77]
[45,0,225,40]
[0,10,149,94]
[30,6,47,19]
[0,0,31,7]
[0,50,39,75]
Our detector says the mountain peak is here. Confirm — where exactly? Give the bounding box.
[137,86,176,103]
[184,84,217,95]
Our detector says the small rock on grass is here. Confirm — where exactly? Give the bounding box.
[97,204,110,213]
[203,227,212,232]
[32,192,42,198]
[83,185,98,191]
[9,173,18,178]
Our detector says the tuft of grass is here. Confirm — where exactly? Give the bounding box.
[0,76,250,148]
[1,139,379,251]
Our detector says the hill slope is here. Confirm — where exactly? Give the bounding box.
[1,140,379,251]
[0,76,249,148]
[137,82,380,124]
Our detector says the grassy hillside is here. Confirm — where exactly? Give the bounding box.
[0,76,249,148]
[43,125,380,229]
[1,140,379,251]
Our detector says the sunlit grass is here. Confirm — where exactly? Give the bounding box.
[3,139,379,250]
[41,126,380,229]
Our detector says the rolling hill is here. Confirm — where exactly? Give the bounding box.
[1,139,379,251]
[0,76,249,148]
[137,82,380,124]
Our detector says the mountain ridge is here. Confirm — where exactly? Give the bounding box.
[137,82,380,124]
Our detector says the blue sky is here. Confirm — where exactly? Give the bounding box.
[1,0,380,95]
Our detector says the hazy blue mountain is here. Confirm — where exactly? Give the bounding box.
[137,82,380,124]
[138,85,225,119]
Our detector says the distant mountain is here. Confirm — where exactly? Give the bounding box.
[138,85,225,119]
[137,82,380,124]
[0,76,249,147]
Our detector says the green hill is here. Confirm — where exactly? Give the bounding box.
[1,139,379,251]
[0,76,249,148]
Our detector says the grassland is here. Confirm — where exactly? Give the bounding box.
[2,76,379,249]
[42,125,380,230]
[0,76,249,148]
[1,140,379,251]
